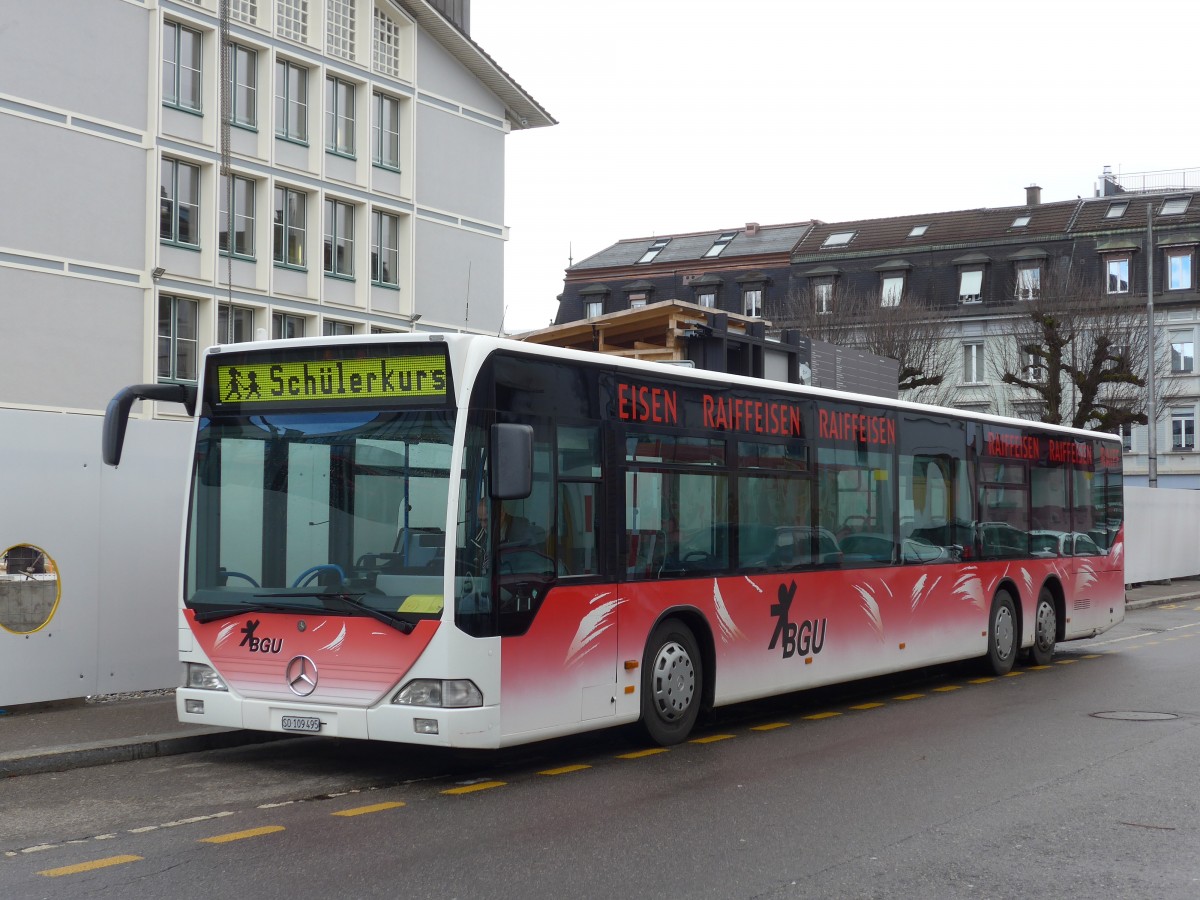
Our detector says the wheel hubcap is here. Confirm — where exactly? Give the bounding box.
[1035,600,1056,651]
[995,606,1015,660]
[651,641,695,721]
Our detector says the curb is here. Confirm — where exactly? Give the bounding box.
[0,728,288,779]
[1125,591,1200,612]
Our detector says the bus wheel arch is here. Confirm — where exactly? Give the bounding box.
[640,610,712,745]
[984,587,1019,676]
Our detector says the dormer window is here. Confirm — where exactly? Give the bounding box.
[637,238,670,264]
[881,274,904,307]
[1161,197,1191,216]
[1106,201,1129,219]
[1015,261,1041,301]
[703,232,737,258]
[1011,215,1031,228]
[960,270,984,303]
[822,231,855,248]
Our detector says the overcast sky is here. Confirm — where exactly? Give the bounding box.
[470,0,1195,333]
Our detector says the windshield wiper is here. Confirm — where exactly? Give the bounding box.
[193,600,321,623]
[263,590,416,634]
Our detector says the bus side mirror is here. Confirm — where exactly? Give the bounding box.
[490,423,533,500]
[102,383,196,466]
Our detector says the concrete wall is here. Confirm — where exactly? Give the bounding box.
[0,409,192,706]
[1123,486,1200,584]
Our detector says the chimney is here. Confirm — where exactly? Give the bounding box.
[1025,184,1042,206]
[745,222,760,236]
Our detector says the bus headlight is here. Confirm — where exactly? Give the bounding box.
[185,663,228,691]
[393,679,483,708]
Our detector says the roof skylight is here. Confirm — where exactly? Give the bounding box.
[1106,201,1129,219]
[1161,197,1191,216]
[637,238,670,264]
[703,232,738,259]
[822,231,856,248]
[907,225,928,237]
[1011,215,1031,228]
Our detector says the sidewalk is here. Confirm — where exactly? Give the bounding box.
[3,579,1200,780]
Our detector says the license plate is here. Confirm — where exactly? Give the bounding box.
[281,715,322,733]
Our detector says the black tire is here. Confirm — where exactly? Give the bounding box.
[985,591,1018,676]
[1028,587,1057,666]
[641,618,702,746]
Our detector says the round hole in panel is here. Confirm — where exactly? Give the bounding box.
[0,544,62,634]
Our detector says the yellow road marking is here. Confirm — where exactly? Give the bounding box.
[617,748,669,759]
[1027,665,1052,671]
[200,826,285,844]
[933,685,963,692]
[441,781,506,795]
[751,722,790,731]
[849,702,885,710]
[1003,671,1024,677]
[539,764,591,776]
[1082,654,1101,658]
[690,733,736,743]
[1055,659,1078,665]
[332,801,406,817]
[803,711,842,720]
[39,855,142,877]
[968,677,994,684]
[894,693,924,700]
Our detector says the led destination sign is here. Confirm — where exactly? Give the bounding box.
[213,353,448,406]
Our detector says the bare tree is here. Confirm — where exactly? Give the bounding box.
[995,268,1179,431]
[775,282,960,405]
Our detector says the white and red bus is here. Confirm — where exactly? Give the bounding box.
[103,334,1124,747]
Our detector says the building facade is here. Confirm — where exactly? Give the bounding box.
[0,0,553,414]
[554,171,1200,487]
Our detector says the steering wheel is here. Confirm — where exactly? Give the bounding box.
[291,564,346,588]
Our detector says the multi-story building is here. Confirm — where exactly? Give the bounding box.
[0,0,553,413]
[553,170,1200,487]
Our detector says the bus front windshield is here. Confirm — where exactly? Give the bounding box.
[185,408,454,625]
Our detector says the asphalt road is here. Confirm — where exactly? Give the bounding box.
[4,602,1199,899]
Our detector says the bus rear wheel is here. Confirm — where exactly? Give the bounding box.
[985,591,1017,676]
[1028,588,1057,666]
[641,618,702,746]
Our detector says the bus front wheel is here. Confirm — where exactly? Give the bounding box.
[985,591,1018,676]
[641,618,702,746]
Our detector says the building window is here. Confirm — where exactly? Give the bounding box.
[326,0,356,60]
[373,8,401,77]
[1119,424,1132,452]
[1161,197,1191,216]
[585,300,603,318]
[629,292,648,310]
[814,280,834,315]
[229,1,258,25]
[1106,256,1130,294]
[163,21,202,112]
[880,274,904,307]
[158,296,198,382]
[1170,332,1194,373]
[1025,351,1045,383]
[703,232,737,259]
[219,174,255,258]
[323,320,355,336]
[1167,249,1193,291]
[273,312,306,339]
[160,158,200,246]
[218,303,255,343]
[1106,201,1128,219]
[1172,408,1195,450]
[372,92,400,170]
[1011,215,1031,228]
[743,287,763,317]
[275,59,308,142]
[370,209,399,286]
[1015,262,1041,301]
[228,44,257,127]
[324,199,354,277]
[277,0,309,42]
[325,77,355,155]
[822,231,855,248]
[908,225,928,238]
[273,187,306,267]
[697,290,716,308]
[637,239,669,264]
[959,269,983,303]
[963,342,985,384]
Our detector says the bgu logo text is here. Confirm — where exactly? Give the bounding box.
[239,619,283,654]
[769,581,827,659]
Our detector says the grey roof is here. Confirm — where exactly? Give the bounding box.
[571,222,814,270]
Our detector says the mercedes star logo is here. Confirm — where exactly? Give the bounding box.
[285,655,318,696]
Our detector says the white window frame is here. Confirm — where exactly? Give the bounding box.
[959,269,983,304]
[629,291,649,309]
[1106,256,1130,294]
[1015,262,1041,301]
[880,274,904,307]
[1170,331,1194,374]
[963,342,985,384]
[696,290,716,308]
[326,0,356,60]
[277,0,309,42]
[1024,350,1045,383]
[743,287,763,317]
[814,280,834,315]
[585,300,604,319]
[373,8,402,77]
[1172,408,1195,451]
[1167,248,1193,291]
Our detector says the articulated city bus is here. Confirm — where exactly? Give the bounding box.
[103,334,1125,747]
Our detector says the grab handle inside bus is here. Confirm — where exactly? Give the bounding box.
[102,383,197,467]
[490,423,533,500]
